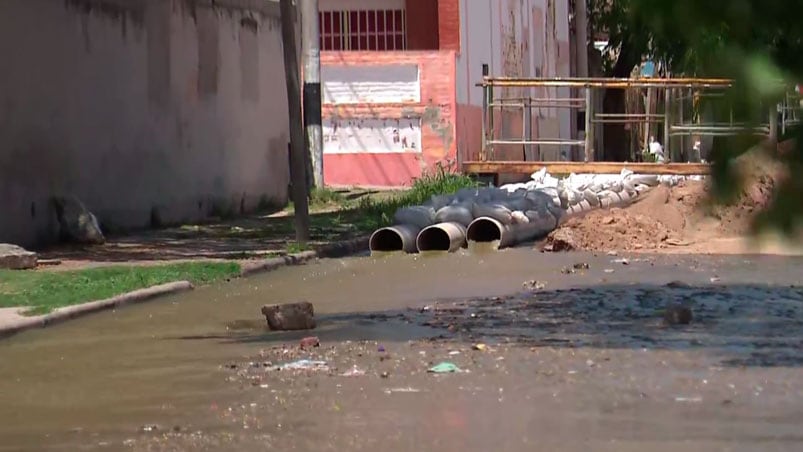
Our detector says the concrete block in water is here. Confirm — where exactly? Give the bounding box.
[261,302,316,331]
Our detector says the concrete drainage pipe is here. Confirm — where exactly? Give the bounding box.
[466,217,516,250]
[416,222,467,253]
[369,224,421,254]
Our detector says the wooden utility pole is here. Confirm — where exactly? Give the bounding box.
[280,0,310,243]
[301,0,324,188]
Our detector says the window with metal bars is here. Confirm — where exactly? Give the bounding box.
[319,10,407,51]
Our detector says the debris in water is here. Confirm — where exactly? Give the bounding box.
[666,280,690,289]
[384,387,421,394]
[299,336,320,349]
[603,268,615,274]
[140,424,159,433]
[449,350,461,356]
[710,276,721,283]
[674,396,703,403]
[377,345,386,353]
[341,366,366,377]
[380,371,390,379]
[664,304,694,325]
[560,266,576,274]
[472,343,488,352]
[523,280,546,291]
[613,258,630,265]
[573,262,590,270]
[428,362,462,374]
[278,359,329,371]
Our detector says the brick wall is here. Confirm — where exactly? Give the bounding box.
[321,50,457,187]
[437,0,460,52]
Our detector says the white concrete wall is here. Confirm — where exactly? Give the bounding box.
[455,0,572,160]
[0,0,290,247]
[322,64,420,104]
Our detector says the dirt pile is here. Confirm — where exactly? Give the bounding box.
[543,151,784,253]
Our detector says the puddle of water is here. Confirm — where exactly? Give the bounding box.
[0,249,801,450]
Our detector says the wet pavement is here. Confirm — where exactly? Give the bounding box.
[0,249,802,451]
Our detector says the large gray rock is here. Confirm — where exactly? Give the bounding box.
[0,244,38,270]
[261,302,316,331]
[52,196,105,245]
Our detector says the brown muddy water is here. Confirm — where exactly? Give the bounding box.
[1,249,802,451]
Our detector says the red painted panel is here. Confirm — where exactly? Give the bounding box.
[456,103,483,162]
[406,0,439,50]
[324,153,423,187]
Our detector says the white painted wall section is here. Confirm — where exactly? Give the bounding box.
[323,118,422,154]
[322,64,420,104]
[455,0,493,107]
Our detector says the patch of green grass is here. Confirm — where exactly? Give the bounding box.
[309,187,347,208]
[0,262,241,315]
[349,161,480,230]
[285,242,311,254]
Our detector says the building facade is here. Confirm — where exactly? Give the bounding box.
[320,0,572,187]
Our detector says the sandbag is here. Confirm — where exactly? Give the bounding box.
[472,203,514,225]
[394,205,436,229]
[435,205,475,226]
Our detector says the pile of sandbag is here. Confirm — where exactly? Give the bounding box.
[501,168,703,215]
[393,186,564,234]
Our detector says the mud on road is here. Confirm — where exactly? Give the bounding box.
[134,257,803,452]
[2,251,803,452]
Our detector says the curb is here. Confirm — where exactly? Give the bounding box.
[239,236,369,277]
[1,236,370,339]
[0,281,194,339]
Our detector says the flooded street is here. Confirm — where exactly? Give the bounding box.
[1,249,802,451]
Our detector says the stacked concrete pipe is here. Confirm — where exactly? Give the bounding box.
[368,168,703,255]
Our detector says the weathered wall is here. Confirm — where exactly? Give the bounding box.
[321,51,457,187]
[455,0,572,164]
[0,0,290,247]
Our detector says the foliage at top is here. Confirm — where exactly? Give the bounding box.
[588,0,803,233]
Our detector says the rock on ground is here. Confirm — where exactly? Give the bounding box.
[541,228,578,252]
[0,244,38,270]
[52,196,105,245]
[261,302,316,331]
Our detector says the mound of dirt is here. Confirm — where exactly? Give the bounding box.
[543,150,784,253]
[543,185,690,252]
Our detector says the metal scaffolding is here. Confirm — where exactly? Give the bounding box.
[474,75,799,171]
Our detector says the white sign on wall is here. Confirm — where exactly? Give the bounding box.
[323,118,422,154]
[322,64,420,104]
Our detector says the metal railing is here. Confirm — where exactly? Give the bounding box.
[477,73,799,164]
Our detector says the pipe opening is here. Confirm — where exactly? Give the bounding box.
[467,218,503,243]
[416,227,452,252]
[369,228,404,252]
